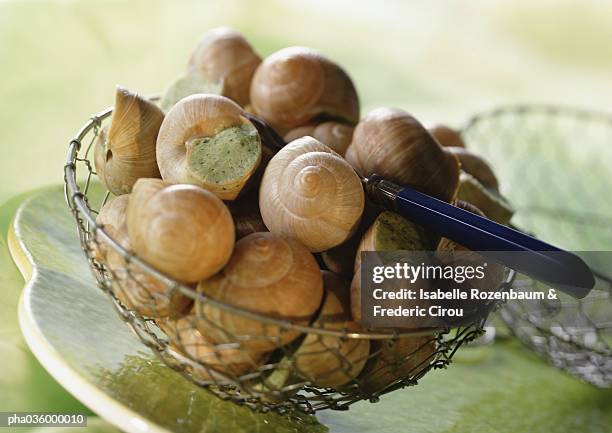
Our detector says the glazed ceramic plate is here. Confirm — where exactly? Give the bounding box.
[10,186,612,433]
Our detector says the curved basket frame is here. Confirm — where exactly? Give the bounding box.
[64,100,511,414]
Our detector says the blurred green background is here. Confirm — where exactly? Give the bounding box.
[1,0,612,431]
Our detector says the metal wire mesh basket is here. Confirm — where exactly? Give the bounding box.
[462,105,612,387]
[62,98,513,415]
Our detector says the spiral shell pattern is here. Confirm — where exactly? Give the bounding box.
[259,137,364,252]
[250,47,359,130]
[127,180,235,283]
[196,232,323,352]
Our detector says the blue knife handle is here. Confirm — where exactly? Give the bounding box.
[367,176,594,298]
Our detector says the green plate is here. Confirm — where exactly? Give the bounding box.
[10,186,612,433]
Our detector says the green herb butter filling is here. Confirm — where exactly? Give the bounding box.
[374,211,429,250]
[188,124,261,185]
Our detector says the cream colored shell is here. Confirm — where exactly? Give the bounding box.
[196,232,323,352]
[259,136,364,252]
[250,47,359,130]
[159,315,265,380]
[188,27,261,107]
[99,87,164,195]
[156,94,261,200]
[127,179,235,283]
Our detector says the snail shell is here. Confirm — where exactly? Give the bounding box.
[250,47,360,130]
[294,271,370,387]
[98,87,164,195]
[195,232,323,352]
[156,94,262,200]
[159,314,265,380]
[358,335,437,395]
[350,211,433,325]
[259,136,364,252]
[457,172,513,224]
[92,194,129,262]
[284,121,354,156]
[447,147,499,192]
[107,229,193,318]
[346,107,460,202]
[188,27,261,107]
[127,179,235,283]
[428,123,466,148]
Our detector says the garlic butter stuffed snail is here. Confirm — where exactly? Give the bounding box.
[156,94,262,200]
[350,211,434,325]
[94,87,164,195]
[346,107,460,202]
[159,314,266,380]
[127,178,235,283]
[259,136,364,252]
[250,47,360,130]
[196,232,323,352]
[188,27,261,107]
[284,121,354,156]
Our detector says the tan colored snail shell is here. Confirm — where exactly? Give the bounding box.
[195,232,323,352]
[250,47,360,130]
[96,87,164,195]
[346,107,460,202]
[294,271,370,387]
[259,136,365,252]
[428,124,466,148]
[284,121,354,156]
[159,314,265,380]
[447,147,499,192]
[156,94,262,201]
[92,194,129,262]
[188,27,261,107]
[94,196,191,318]
[358,335,437,394]
[127,178,235,283]
[106,228,192,318]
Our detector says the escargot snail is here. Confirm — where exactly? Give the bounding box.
[127,178,235,283]
[188,27,261,107]
[259,136,365,252]
[159,314,266,380]
[293,271,370,387]
[156,94,262,200]
[250,47,359,131]
[94,87,164,195]
[284,121,355,156]
[196,232,323,352]
[346,107,460,202]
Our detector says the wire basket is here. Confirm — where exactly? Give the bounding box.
[462,105,612,387]
[63,98,519,414]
